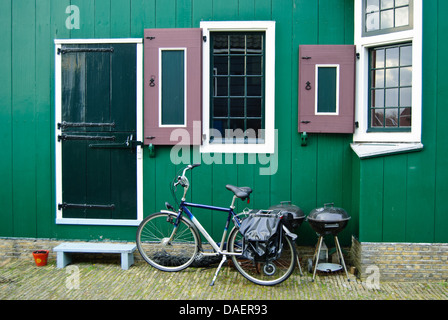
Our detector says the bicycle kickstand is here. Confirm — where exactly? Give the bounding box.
[210,255,227,286]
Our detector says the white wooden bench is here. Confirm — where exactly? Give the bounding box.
[53,242,137,270]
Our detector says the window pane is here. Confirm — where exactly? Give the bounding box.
[371,108,384,127]
[247,98,262,117]
[230,34,245,53]
[400,87,412,106]
[385,47,399,67]
[214,56,228,75]
[385,88,399,106]
[213,98,227,117]
[247,77,262,96]
[230,56,244,75]
[386,68,399,87]
[230,77,244,96]
[247,119,262,133]
[395,0,409,6]
[230,98,244,117]
[385,108,398,127]
[246,34,262,53]
[371,49,385,68]
[395,7,409,27]
[366,0,379,11]
[400,107,411,126]
[213,35,228,54]
[381,9,394,29]
[247,56,262,75]
[381,0,393,9]
[373,69,384,88]
[371,89,384,107]
[366,12,380,31]
[400,67,412,86]
[400,45,412,66]
[215,77,228,96]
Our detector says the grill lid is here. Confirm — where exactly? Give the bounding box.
[307,203,350,222]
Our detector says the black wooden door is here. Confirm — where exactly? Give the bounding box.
[58,43,139,220]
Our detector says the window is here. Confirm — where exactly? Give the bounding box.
[353,0,422,153]
[369,43,412,131]
[363,0,413,36]
[210,32,265,144]
[200,21,276,154]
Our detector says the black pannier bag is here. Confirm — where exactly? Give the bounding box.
[238,211,283,262]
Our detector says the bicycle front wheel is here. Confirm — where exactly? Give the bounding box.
[228,226,296,286]
[136,212,199,272]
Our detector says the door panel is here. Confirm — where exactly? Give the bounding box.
[58,43,139,221]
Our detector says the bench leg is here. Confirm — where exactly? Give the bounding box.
[56,252,72,269]
[121,252,134,270]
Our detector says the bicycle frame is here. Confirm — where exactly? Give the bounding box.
[172,199,243,256]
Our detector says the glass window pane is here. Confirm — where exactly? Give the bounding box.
[213,56,228,75]
[385,108,398,127]
[395,0,409,6]
[230,34,245,53]
[230,77,244,96]
[230,98,244,117]
[230,56,244,75]
[385,88,399,107]
[247,77,262,96]
[246,34,262,53]
[247,98,262,117]
[247,56,262,75]
[386,47,399,67]
[247,119,262,133]
[395,7,409,27]
[400,45,412,66]
[386,68,399,87]
[400,107,411,126]
[213,34,228,54]
[371,108,384,127]
[371,89,384,107]
[366,12,380,31]
[381,0,394,10]
[400,87,412,106]
[400,67,412,86]
[215,77,228,96]
[381,9,394,29]
[373,69,384,88]
[372,49,385,68]
[317,66,337,113]
[366,0,379,11]
[213,98,227,117]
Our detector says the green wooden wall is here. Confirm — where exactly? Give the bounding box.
[0,0,446,247]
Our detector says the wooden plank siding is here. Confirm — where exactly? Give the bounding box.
[0,0,447,247]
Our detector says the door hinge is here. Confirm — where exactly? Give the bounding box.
[58,134,116,142]
[58,203,115,210]
[58,47,114,55]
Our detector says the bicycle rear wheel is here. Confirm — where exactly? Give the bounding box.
[227,226,296,286]
[136,212,199,272]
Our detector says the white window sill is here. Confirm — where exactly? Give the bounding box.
[56,218,142,226]
[350,142,423,159]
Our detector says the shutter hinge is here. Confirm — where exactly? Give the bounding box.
[203,36,207,42]
[145,36,156,40]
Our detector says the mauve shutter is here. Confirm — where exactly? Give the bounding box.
[298,45,356,134]
[144,28,202,145]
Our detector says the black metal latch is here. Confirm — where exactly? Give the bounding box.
[88,134,142,149]
[58,203,115,210]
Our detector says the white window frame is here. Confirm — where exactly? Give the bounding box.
[352,0,423,157]
[54,38,143,226]
[200,21,276,154]
[159,47,188,128]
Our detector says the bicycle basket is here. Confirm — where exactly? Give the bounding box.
[239,211,283,262]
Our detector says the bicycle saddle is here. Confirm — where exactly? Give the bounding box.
[225,184,253,200]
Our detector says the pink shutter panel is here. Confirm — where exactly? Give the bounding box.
[144,28,202,145]
[298,45,356,134]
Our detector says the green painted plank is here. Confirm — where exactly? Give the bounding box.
[359,158,384,242]
[71,0,94,38]
[0,0,13,237]
[156,0,176,28]
[176,0,193,27]
[382,154,407,242]
[254,0,272,20]
[435,0,448,243]
[270,0,293,205]
[238,0,255,20]
[35,0,53,237]
[192,0,213,26]
[111,0,131,37]
[131,0,156,36]
[318,0,346,44]
[95,0,111,38]
[12,0,37,237]
[212,0,238,20]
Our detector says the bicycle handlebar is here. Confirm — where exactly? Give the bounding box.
[174,164,201,188]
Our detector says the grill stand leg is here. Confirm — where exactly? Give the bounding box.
[334,236,350,282]
[312,235,323,282]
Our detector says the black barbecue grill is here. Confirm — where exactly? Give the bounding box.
[307,203,351,281]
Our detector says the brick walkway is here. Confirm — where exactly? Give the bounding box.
[1,259,447,300]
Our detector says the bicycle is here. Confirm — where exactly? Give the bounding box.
[136,164,298,286]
